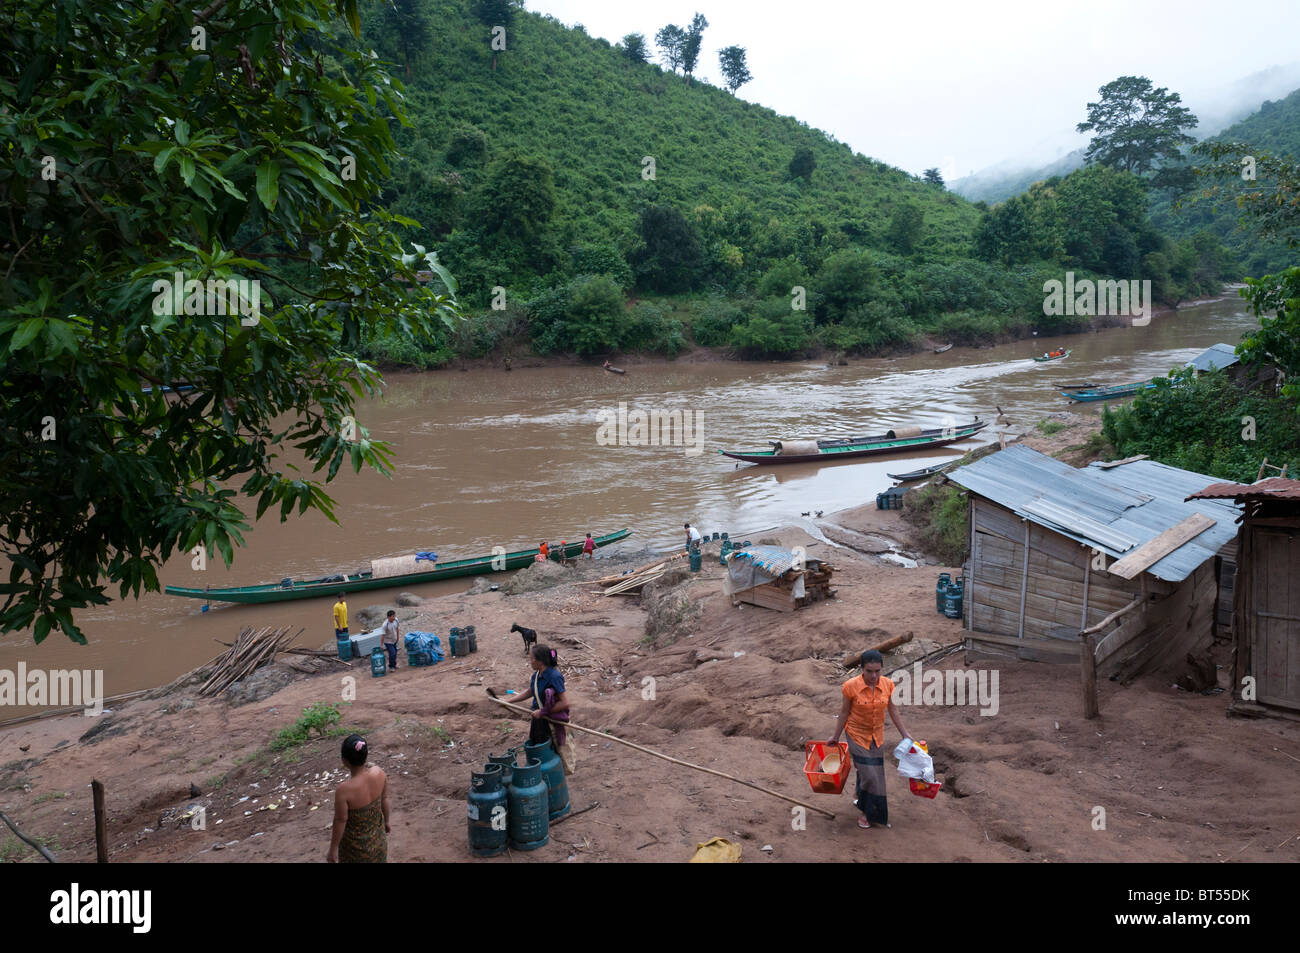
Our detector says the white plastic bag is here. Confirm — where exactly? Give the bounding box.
[893,738,934,783]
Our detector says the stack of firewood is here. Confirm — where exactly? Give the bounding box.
[595,552,688,596]
[197,625,303,697]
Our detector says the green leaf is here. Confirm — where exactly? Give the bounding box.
[178,154,195,186]
[256,160,280,211]
[32,615,52,644]
[44,319,78,355]
[10,318,45,352]
[154,145,177,175]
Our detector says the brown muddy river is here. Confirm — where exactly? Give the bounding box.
[0,294,1262,718]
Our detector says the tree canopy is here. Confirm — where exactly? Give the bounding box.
[0,0,458,642]
[1076,75,1197,176]
[718,46,752,94]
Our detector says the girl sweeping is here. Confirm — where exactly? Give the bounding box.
[515,644,576,775]
[828,649,916,829]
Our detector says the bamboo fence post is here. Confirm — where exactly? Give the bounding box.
[92,779,108,862]
[486,694,836,820]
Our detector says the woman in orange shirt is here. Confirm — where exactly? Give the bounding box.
[828,649,916,829]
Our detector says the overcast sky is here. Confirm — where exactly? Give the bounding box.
[525,0,1300,180]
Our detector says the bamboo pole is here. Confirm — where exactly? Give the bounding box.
[486,694,836,820]
[0,810,57,863]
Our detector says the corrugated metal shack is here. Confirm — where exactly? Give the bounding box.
[1188,478,1300,718]
[946,445,1242,691]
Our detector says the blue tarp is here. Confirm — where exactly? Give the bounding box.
[415,551,438,562]
[404,631,444,662]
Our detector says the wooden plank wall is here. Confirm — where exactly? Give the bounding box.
[967,497,1213,680]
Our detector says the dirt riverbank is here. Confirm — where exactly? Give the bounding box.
[3,422,1297,863]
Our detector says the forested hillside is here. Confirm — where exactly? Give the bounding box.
[1151,87,1300,275]
[356,0,1231,366]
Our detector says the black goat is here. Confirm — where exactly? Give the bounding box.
[510,623,538,656]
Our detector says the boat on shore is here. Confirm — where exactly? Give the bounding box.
[1033,349,1070,362]
[163,529,633,604]
[886,463,950,482]
[933,343,953,353]
[1062,380,1155,402]
[719,420,988,466]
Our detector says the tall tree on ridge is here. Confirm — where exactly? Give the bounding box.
[655,24,686,74]
[718,46,751,94]
[680,13,709,81]
[1076,76,1198,176]
[621,32,649,64]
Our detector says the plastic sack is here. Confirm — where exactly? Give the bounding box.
[893,738,934,783]
[688,837,742,863]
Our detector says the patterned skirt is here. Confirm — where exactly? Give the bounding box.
[846,736,888,825]
[338,796,387,863]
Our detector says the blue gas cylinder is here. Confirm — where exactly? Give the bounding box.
[507,758,550,850]
[468,764,508,857]
[370,646,387,677]
[524,738,570,822]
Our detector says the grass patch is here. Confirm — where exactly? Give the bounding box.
[1036,419,1067,435]
[33,791,67,804]
[901,482,969,565]
[270,703,348,752]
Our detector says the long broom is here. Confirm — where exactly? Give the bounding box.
[486,690,835,819]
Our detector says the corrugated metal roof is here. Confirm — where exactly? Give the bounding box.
[1188,477,1300,501]
[948,444,1242,582]
[1186,343,1239,373]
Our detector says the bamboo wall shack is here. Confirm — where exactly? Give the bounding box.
[1187,478,1300,718]
[944,446,1242,713]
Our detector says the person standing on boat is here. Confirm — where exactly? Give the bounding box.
[582,533,595,559]
[684,522,702,552]
[327,735,389,863]
[333,593,349,642]
[827,649,916,830]
[382,609,400,670]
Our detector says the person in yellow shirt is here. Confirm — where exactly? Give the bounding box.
[333,593,349,641]
[828,649,915,829]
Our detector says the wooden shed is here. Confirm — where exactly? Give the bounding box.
[1187,478,1300,718]
[945,446,1241,701]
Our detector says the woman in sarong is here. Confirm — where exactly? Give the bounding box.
[516,645,576,775]
[828,650,915,829]
[327,735,390,862]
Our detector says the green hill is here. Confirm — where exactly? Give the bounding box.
[1151,87,1300,275]
[370,1,976,286]
[355,1,1231,365]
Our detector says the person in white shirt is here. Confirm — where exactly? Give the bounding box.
[685,523,702,552]
[381,610,400,669]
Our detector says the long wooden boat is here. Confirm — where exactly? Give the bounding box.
[886,463,950,482]
[933,343,953,353]
[163,529,633,604]
[1033,349,1071,362]
[1062,380,1155,402]
[719,420,987,466]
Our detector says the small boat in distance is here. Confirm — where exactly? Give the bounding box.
[602,361,626,375]
[933,343,953,353]
[1033,349,1071,363]
[886,463,950,482]
[1062,380,1155,402]
[719,420,988,466]
[163,529,633,604]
